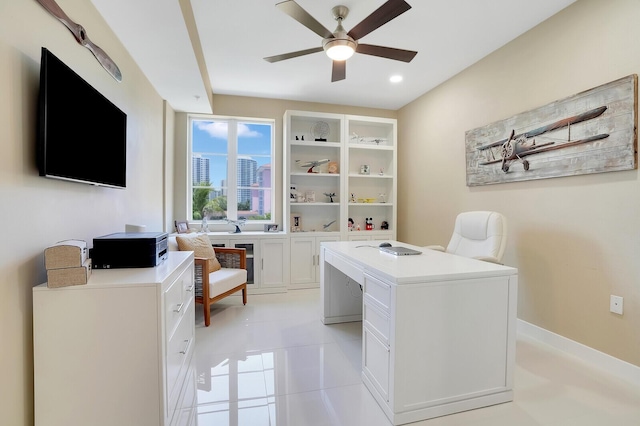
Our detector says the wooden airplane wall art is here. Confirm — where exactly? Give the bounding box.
[465,75,637,186]
[477,106,609,173]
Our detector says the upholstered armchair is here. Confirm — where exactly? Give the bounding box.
[425,211,507,264]
[169,234,247,326]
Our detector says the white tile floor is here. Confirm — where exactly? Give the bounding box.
[194,289,640,426]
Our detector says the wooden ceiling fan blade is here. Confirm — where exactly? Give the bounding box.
[356,44,417,62]
[347,0,411,41]
[276,0,334,39]
[331,60,346,82]
[264,47,323,63]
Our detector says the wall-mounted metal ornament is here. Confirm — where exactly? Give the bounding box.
[465,75,637,186]
[36,0,123,82]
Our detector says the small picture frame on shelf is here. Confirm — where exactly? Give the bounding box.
[264,224,280,232]
[290,214,302,232]
[175,220,189,234]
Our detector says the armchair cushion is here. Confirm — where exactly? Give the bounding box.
[176,234,221,273]
[196,264,247,299]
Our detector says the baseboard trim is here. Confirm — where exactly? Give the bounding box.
[517,319,640,387]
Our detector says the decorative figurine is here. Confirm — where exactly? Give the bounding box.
[323,192,336,202]
[365,217,375,230]
[296,158,330,173]
[225,218,246,234]
[348,218,354,231]
[323,220,336,231]
[350,193,356,203]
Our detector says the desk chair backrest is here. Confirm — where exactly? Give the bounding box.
[446,211,507,264]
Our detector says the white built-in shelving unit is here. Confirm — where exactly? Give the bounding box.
[284,110,397,287]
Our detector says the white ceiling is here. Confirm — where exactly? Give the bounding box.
[91,0,576,113]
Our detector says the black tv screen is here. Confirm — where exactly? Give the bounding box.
[37,47,127,188]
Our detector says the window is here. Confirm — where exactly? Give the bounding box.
[189,115,274,223]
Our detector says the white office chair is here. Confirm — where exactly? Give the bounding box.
[425,211,507,264]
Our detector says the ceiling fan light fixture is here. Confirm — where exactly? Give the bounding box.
[323,38,356,61]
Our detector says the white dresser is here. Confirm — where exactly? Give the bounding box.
[33,251,197,426]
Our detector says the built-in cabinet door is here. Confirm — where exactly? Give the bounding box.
[260,238,288,289]
[232,240,257,287]
[291,236,340,288]
[314,236,340,280]
[290,237,315,285]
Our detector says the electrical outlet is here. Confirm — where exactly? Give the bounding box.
[610,295,623,315]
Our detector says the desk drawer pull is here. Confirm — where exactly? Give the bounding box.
[174,303,184,313]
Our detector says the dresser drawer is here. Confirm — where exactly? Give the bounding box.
[363,273,391,312]
[170,353,196,426]
[165,266,193,339]
[364,299,390,344]
[182,264,195,306]
[166,299,195,416]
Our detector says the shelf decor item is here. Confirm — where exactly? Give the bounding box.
[175,220,189,234]
[327,161,339,174]
[311,121,330,141]
[323,192,336,202]
[290,214,302,232]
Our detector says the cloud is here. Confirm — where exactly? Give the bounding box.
[196,121,227,139]
[196,121,260,139]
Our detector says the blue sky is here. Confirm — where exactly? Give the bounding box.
[192,120,272,188]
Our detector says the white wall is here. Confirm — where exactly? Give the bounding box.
[0,0,168,424]
[398,0,639,366]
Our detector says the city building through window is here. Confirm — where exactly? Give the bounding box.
[189,115,274,224]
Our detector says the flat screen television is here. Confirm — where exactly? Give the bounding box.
[37,47,127,188]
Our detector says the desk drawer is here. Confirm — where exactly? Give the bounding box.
[329,252,364,285]
[364,300,390,344]
[363,326,390,402]
[364,274,391,312]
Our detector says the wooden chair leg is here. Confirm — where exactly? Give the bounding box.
[242,286,247,305]
[204,299,211,327]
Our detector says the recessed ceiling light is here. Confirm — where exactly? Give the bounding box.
[390,75,403,83]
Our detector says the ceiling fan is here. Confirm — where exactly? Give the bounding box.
[264,0,418,82]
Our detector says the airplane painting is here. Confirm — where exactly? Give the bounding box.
[465,74,637,186]
[477,106,610,173]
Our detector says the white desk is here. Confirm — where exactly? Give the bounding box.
[320,240,518,425]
